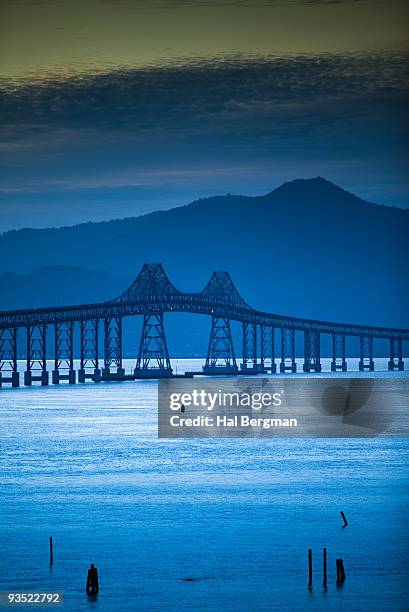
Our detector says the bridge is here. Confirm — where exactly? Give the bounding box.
[0,263,407,387]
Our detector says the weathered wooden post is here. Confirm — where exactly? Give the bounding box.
[308,549,313,588]
[86,563,99,595]
[49,536,53,566]
[336,558,346,584]
[323,547,327,586]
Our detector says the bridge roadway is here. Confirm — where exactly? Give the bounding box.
[0,264,407,387]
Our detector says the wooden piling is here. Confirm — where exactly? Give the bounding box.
[336,558,346,584]
[49,536,53,566]
[323,547,327,586]
[308,549,312,588]
[86,563,99,595]
[340,511,348,526]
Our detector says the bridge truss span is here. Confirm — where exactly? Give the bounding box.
[0,263,407,387]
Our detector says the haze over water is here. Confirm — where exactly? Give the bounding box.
[0,360,408,610]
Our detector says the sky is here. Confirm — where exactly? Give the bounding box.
[0,0,408,231]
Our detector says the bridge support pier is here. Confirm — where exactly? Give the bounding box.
[331,333,347,371]
[241,322,262,373]
[134,313,173,378]
[52,370,76,384]
[280,328,296,373]
[359,336,374,371]
[303,330,322,372]
[260,324,276,373]
[388,337,404,371]
[79,319,101,382]
[203,316,238,375]
[52,321,75,384]
[0,328,20,387]
[103,317,125,379]
[25,324,49,386]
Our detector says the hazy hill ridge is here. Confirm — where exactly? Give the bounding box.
[1,178,408,332]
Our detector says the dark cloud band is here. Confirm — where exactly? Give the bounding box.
[0,51,408,225]
[1,51,408,139]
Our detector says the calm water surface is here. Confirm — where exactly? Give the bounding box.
[0,359,408,611]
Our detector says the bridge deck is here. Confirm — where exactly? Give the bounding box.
[1,292,408,340]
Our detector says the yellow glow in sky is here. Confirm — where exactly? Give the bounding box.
[1,0,408,78]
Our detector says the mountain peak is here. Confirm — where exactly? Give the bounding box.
[271,176,346,194]
[264,176,370,209]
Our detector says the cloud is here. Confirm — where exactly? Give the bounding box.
[0,51,408,225]
[1,52,407,139]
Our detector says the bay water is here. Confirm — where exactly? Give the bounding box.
[0,359,408,610]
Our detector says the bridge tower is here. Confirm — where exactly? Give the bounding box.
[134,313,173,378]
[102,317,125,379]
[359,336,374,371]
[200,270,245,375]
[331,333,347,371]
[52,322,75,384]
[203,316,238,374]
[116,263,176,378]
[303,329,322,372]
[78,320,101,382]
[0,328,19,387]
[388,337,404,371]
[24,324,49,385]
[260,324,276,373]
[280,327,296,373]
